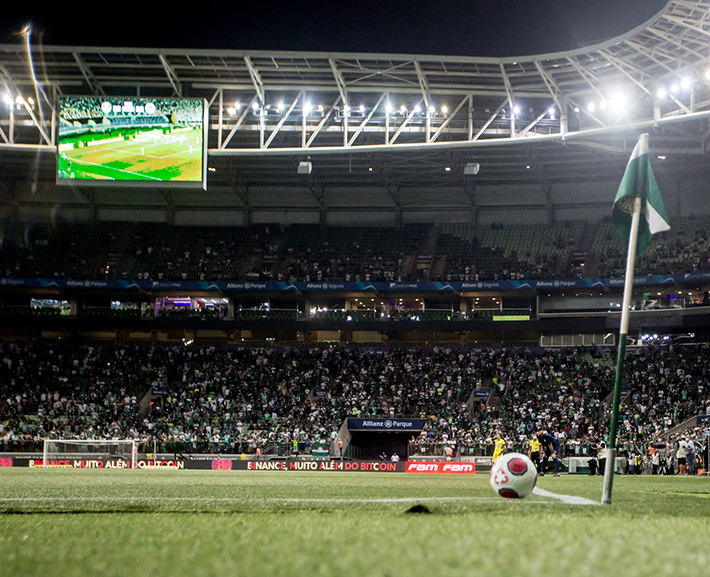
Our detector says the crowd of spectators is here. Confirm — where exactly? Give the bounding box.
[1,218,709,284]
[124,224,278,282]
[435,221,579,282]
[440,250,559,283]
[595,216,710,278]
[278,225,423,283]
[60,97,202,125]
[1,341,708,467]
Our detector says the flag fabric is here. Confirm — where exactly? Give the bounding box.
[612,133,670,256]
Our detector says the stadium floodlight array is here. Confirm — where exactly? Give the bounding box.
[42,439,138,469]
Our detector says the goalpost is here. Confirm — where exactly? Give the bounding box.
[42,439,138,469]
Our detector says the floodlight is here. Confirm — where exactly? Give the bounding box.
[605,91,628,113]
[297,161,312,175]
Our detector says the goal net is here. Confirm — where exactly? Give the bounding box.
[42,439,138,469]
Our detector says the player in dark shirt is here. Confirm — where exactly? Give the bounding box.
[537,429,561,477]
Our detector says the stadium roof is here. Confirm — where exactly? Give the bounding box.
[1,0,710,204]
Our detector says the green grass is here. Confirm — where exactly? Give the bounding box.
[58,128,202,182]
[1,469,709,577]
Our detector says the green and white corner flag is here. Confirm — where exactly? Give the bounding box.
[603,133,670,506]
[612,133,671,256]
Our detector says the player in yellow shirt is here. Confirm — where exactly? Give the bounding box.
[492,433,507,463]
[528,436,542,473]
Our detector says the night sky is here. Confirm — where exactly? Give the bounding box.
[2,1,668,57]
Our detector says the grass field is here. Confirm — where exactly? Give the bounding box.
[57,128,203,182]
[1,469,709,577]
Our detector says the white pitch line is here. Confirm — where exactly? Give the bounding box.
[273,497,503,504]
[0,496,500,504]
[0,493,595,506]
[532,487,599,506]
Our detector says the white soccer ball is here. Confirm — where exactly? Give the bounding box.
[489,452,538,499]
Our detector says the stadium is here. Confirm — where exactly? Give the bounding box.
[2,2,710,576]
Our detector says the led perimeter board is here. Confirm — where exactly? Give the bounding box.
[57,96,207,189]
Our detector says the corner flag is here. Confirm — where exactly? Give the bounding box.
[612,133,670,256]
[602,133,670,505]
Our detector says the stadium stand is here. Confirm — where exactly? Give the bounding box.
[3,2,710,475]
[1,220,709,283]
[1,340,708,472]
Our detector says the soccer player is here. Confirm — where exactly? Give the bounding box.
[492,432,507,463]
[537,429,561,477]
[528,435,542,473]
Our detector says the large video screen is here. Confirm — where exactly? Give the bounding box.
[57,96,207,188]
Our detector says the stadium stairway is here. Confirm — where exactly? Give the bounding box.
[413,226,440,281]
[602,389,625,414]
[398,253,417,281]
[570,222,601,277]
[482,378,502,409]
[421,225,439,257]
[112,223,141,279]
[428,255,447,281]
[664,414,703,438]
[252,226,287,280]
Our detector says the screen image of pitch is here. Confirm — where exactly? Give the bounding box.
[57,97,206,184]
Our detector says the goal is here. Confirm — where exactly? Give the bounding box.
[42,439,138,469]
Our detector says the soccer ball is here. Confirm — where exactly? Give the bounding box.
[490,452,538,499]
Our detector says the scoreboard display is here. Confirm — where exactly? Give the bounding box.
[57,96,207,188]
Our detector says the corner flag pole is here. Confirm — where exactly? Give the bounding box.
[601,194,641,505]
[601,132,670,504]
